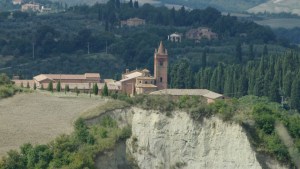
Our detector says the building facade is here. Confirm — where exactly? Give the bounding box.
[186,27,218,41]
[121,17,145,27]
[119,41,168,95]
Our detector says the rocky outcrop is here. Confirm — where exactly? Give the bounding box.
[126,109,287,169]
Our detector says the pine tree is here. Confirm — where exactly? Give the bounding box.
[47,81,53,92]
[56,81,61,92]
[102,83,109,96]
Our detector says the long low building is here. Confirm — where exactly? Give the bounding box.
[12,73,122,94]
[150,89,224,103]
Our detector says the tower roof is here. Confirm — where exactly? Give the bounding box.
[157,41,165,54]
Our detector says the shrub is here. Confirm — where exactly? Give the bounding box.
[119,126,132,140]
[100,116,117,128]
[189,105,212,120]
[99,128,108,138]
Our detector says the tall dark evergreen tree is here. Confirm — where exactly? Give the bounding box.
[263,44,268,56]
[248,43,254,60]
[133,0,139,8]
[202,50,207,68]
[235,41,242,63]
[129,0,133,8]
[291,76,300,111]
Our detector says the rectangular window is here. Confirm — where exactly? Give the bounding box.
[160,77,163,82]
[159,61,163,66]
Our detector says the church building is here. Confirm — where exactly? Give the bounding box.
[118,41,168,95]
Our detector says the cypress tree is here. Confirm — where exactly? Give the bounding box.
[41,84,44,90]
[263,44,268,56]
[290,76,300,111]
[47,81,53,92]
[115,0,120,9]
[102,83,109,96]
[93,83,99,95]
[33,83,36,90]
[20,82,24,88]
[202,50,207,68]
[235,41,242,63]
[75,86,79,96]
[26,82,30,88]
[129,0,133,8]
[283,71,293,97]
[133,0,139,8]
[56,81,61,92]
[269,78,280,102]
[248,43,254,60]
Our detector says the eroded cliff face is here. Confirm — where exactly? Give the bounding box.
[126,108,287,169]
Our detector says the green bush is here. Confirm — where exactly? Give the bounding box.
[119,126,132,140]
[189,105,212,120]
[100,116,117,128]
[99,128,108,138]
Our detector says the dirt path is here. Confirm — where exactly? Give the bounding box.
[275,121,300,168]
[0,92,105,157]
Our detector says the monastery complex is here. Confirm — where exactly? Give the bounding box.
[13,42,224,103]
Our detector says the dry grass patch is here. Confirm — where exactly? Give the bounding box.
[0,92,105,157]
[80,100,130,120]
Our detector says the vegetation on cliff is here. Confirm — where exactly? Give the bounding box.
[0,114,131,169]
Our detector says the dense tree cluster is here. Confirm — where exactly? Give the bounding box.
[170,51,300,111]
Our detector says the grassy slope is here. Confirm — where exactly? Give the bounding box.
[0,91,104,157]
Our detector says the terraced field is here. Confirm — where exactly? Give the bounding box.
[0,92,105,157]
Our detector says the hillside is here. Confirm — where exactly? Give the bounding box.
[248,0,300,16]
[160,0,266,12]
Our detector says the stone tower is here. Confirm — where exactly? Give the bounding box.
[154,41,168,90]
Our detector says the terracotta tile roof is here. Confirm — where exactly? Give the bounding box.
[85,73,100,78]
[150,89,223,99]
[120,72,143,82]
[33,73,100,82]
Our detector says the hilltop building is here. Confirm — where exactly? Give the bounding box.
[21,3,40,12]
[186,27,218,42]
[118,41,168,95]
[121,17,145,27]
[12,0,22,5]
[168,33,182,42]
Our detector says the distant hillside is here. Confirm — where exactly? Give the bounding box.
[159,0,267,12]
[49,0,160,6]
[248,0,300,16]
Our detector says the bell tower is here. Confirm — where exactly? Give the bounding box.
[154,41,168,90]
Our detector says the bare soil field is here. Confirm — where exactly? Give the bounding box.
[0,92,105,157]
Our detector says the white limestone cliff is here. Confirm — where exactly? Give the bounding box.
[126,108,287,169]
